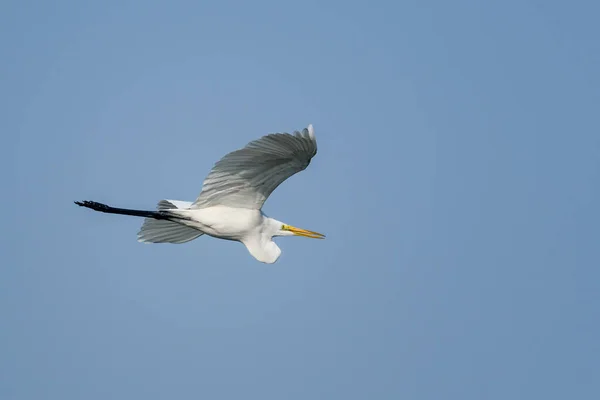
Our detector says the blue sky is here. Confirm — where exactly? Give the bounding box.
[3,0,599,399]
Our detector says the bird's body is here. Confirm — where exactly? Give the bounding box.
[177,205,263,241]
[76,124,324,264]
[169,205,289,264]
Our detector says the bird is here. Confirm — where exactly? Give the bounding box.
[75,124,325,264]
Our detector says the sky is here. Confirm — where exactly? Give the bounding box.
[2,0,599,399]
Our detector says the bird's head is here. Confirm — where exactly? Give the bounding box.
[245,218,325,264]
[268,218,325,239]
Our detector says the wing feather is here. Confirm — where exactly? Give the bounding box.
[192,124,317,209]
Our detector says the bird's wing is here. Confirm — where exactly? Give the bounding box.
[192,124,318,210]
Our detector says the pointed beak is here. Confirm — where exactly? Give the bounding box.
[283,225,326,239]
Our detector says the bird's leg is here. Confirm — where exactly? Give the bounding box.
[74,200,173,220]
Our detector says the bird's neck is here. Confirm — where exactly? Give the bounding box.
[262,216,282,235]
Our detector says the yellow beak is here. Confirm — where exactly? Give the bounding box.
[283,224,326,239]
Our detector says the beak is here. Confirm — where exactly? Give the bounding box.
[283,225,326,239]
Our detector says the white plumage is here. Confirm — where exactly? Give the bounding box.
[137,200,203,244]
[193,124,317,209]
[76,124,324,264]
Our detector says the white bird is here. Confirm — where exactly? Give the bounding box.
[75,124,325,263]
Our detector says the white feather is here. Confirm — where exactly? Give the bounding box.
[137,219,203,244]
[192,125,318,210]
[137,199,203,244]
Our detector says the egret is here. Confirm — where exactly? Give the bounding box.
[75,124,324,263]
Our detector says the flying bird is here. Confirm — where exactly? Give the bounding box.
[75,124,324,263]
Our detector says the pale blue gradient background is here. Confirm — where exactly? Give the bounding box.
[3,1,599,399]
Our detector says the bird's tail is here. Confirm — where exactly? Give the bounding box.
[75,199,204,244]
[138,200,204,243]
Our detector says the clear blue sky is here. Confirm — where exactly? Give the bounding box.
[3,0,599,399]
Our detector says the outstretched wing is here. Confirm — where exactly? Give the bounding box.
[192,124,318,210]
